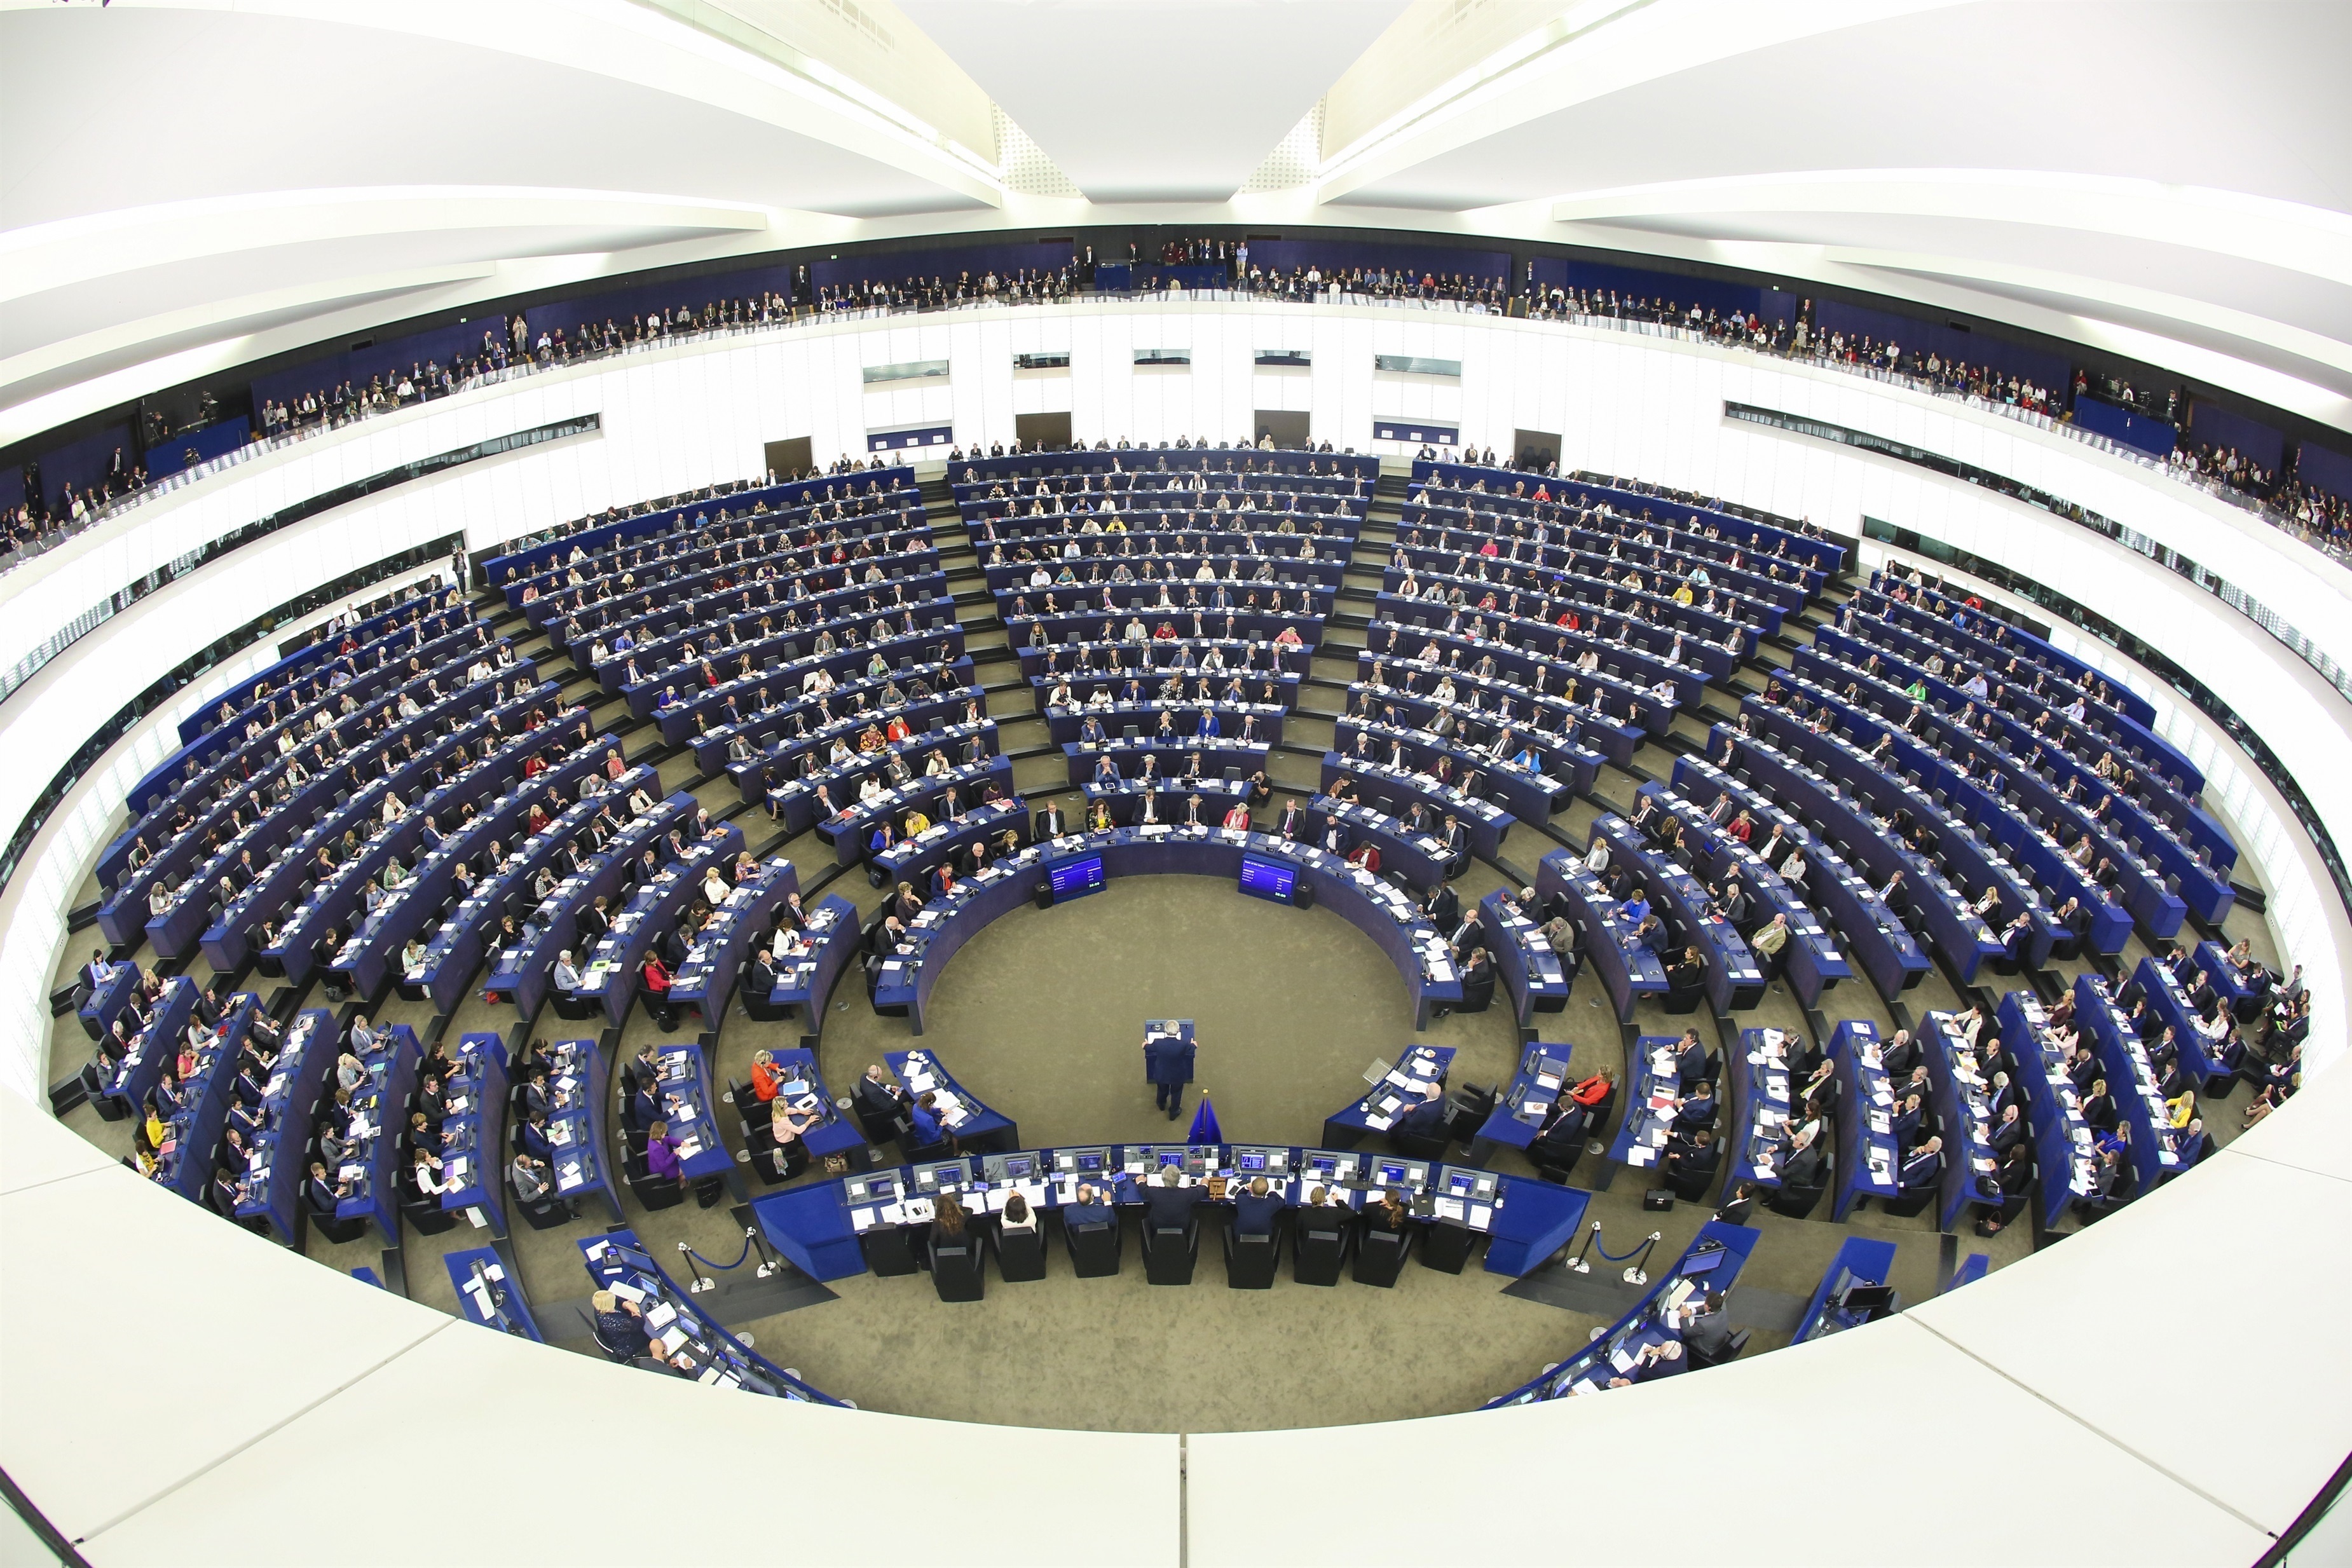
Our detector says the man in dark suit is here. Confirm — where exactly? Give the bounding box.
[1988,1101,2028,1157]
[852,1065,910,1140]
[1063,1182,1114,1228]
[1231,1176,1287,1238]
[1144,1027,1196,1120]
[2072,1146,2137,1222]
[1034,800,1067,839]
[1672,1030,1709,1093]
[2175,1118,2213,1168]
[1677,1293,1736,1366]
[1424,880,1461,936]
[1140,1168,1202,1236]
[742,949,778,1009]
[1390,1082,1449,1141]
[1275,799,1306,839]
[1897,1135,1943,1194]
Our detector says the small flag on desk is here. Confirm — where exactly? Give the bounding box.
[1187,1095,1222,1146]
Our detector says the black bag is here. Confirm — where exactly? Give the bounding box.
[1642,1188,1674,1212]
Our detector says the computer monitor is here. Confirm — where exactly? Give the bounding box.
[915,1160,966,1190]
[1236,1150,1268,1172]
[1046,854,1106,904]
[1156,1148,1185,1168]
[1075,1149,1106,1172]
[1003,1155,1033,1179]
[1238,854,1297,904]
[1839,1281,1897,1315]
[1308,1154,1338,1178]
[1375,1161,1408,1187]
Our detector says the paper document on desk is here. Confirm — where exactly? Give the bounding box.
[646,1302,678,1330]
[1364,1114,1394,1131]
[1435,1197,1465,1221]
[1609,1346,1638,1373]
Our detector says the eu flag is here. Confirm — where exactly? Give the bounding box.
[1187,1094,1222,1145]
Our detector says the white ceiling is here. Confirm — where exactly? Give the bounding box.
[894,0,1407,202]
[1,0,2347,445]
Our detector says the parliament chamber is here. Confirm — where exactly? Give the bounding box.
[0,4,2346,1565]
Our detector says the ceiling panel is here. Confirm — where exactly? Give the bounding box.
[899,0,1407,201]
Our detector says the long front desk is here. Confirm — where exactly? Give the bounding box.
[872,826,1463,1033]
[752,1142,1589,1282]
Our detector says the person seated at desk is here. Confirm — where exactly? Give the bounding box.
[1063,1182,1114,1228]
[2079,1077,2118,1134]
[644,1119,686,1188]
[1673,1081,1716,1133]
[1391,1082,1449,1142]
[1675,1292,1736,1367]
[1361,1188,1410,1239]
[1662,1124,1718,1183]
[304,1159,352,1216]
[749,1049,787,1103]
[2072,1145,2137,1223]
[908,1091,955,1153]
[409,1146,454,1205]
[1607,1339,1686,1387]
[1232,1176,1287,1239]
[1671,1030,1709,1093]
[1778,1126,1826,1190]
[511,1150,558,1212]
[591,1290,648,1360]
[1988,1101,2028,1157]
[1749,914,1791,979]
[1897,1135,1943,1194]
[1714,1180,1758,1227]
[1140,1168,1203,1234]
[998,1190,1040,1238]
[1889,1091,1926,1152]
[1976,1140,2035,1236]
[1220,800,1252,830]
[1664,944,1706,999]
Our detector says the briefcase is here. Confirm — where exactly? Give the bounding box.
[1642,1189,1674,1212]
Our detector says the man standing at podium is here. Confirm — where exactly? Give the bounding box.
[1144,1025,1196,1121]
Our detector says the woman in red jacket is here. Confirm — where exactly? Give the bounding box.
[640,950,676,1031]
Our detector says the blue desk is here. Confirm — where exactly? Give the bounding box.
[1469,1040,1582,1162]
[446,1246,542,1341]
[104,977,196,1118]
[545,1037,621,1225]
[651,1042,746,1200]
[769,894,861,1021]
[1668,752,1929,1000]
[76,967,138,1042]
[580,1230,844,1401]
[751,1048,865,1163]
[1724,1027,1796,1189]
[1793,1236,1901,1342]
[873,826,1461,1034]
[752,1143,1583,1281]
[2125,956,2233,1093]
[570,817,746,1025]
[1997,990,2100,1230]
[336,1023,421,1247]
[668,856,802,1026]
[1917,1011,2004,1232]
[1303,794,1447,890]
[2074,973,2192,1188]
[1484,1222,1761,1405]
[1320,754,1514,862]
[1634,780,1852,1009]
[2192,939,2264,1021]
[1593,815,1763,1012]
[233,1009,338,1244]
[1321,1044,1454,1150]
[437,1032,511,1237]
[1606,1035,1691,1178]
[1480,889,1571,1025]
[1535,849,1665,1021]
[1828,1020,1901,1220]
[884,1048,1018,1152]
[154,993,264,1205]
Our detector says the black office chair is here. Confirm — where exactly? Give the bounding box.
[929,1229,985,1302]
[622,1145,686,1211]
[304,1206,371,1246]
[1390,1128,1452,1162]
[580,1309,639,1364]
[1456,967,1497,1014]
[1352,1224,1410,1287]
[1144,1217,1201,1285]
[1878,1184,1935,1219]
[1664,1152,1721,1204]
[994,1222,1049,1282]
[1220,1218,1281,1290]
[1765,1177,1828,1220]
[1445,1084,1498,1143]
[1063,1215,1123,1277]
[400,1194,460,1237]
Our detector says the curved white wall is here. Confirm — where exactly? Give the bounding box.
[5,303,2343,1103]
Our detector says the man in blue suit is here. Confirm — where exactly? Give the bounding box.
[1063,1182,1114,1227]
[1391,1082,1449,1140]
[1898,1135,1943,1194]
[1144,1026,1195,1121]
[1233,1176,1289,1238]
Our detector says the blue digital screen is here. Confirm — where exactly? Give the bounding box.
[1076,1151,1104,1171]
[1156,1150,1184,1166]
[1048,855,1106,902]
[1238,1152,1267,1171]
[1238,854,1296,904]
[1004,1156,1032,1178]
[1377,1162,1407,1185]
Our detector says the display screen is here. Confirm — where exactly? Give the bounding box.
[1238,854,1296,904]
[1377,1162,1407,1185]
[1237,1152,1267,1171]
[1048,855,1107,902]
